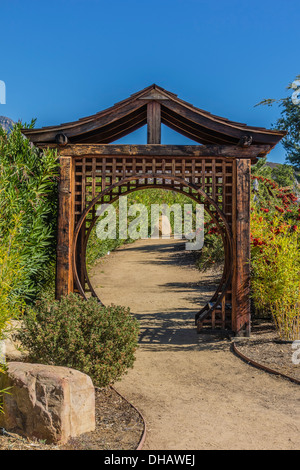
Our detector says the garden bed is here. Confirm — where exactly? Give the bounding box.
[234,320,300,383]
[0,386,144,451]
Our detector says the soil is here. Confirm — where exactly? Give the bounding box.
[1,238,299,450]
[90,238,300,450]
[0,387,144,451]
[234,320,300,383]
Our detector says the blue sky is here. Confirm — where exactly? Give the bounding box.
[1,0,299,163]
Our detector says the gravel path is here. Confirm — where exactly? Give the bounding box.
[90,238,300,450]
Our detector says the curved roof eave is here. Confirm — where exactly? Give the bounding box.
[22,84,286,150]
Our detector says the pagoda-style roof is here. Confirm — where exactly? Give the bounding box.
[22,84,286,153]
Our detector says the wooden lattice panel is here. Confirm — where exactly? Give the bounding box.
[72,154,235,331]
[74,156,234,223]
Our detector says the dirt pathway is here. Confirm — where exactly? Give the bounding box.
[90,238,300,450]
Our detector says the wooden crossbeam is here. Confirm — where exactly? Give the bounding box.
[50,144,270,159]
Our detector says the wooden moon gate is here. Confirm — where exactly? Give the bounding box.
[22,84,286,336]
[72,173,234,330]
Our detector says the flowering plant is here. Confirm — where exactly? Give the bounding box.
[251,202,300,340]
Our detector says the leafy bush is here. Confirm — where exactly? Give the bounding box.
[86,225,125,266]
[251,209,300,340]
[0,220,25,342]
[18,293,140,386]
[250,175,300,339]
[271,164,297,188]
[196,223,224,271]
[252,157,297,188]
[0,122,59,302]
[0,221,25,409]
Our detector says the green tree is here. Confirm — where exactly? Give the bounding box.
[257,75,300,171]
[251,159,296,188]
[271,164,296,188]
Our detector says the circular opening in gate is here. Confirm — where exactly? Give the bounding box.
[80,185,232,340]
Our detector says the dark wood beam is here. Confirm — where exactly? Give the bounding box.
[45,143,270,159]
[55,156,75,299]
[147,101,161,144]
[232,158,251,336]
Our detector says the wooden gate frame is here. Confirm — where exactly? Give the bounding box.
[23,85,286,336]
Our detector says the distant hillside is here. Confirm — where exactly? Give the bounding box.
[266,161,280,170]
[0,116,15,133]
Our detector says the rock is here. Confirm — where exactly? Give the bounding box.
[0,362,95,444]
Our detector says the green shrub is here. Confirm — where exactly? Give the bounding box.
[0,222,23,411]
[196,230,224,271]
[0,219,25,343]
[0,122,59,302]
[18,293,140,386]
[86,227,124,266]
[251,209,300,340]
[252,157,297,188]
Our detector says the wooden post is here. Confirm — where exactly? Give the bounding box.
[147,101,161,144]
[232,158,251,336]
[55,155,75,299]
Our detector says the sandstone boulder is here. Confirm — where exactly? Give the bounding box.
[0,362,95,444]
